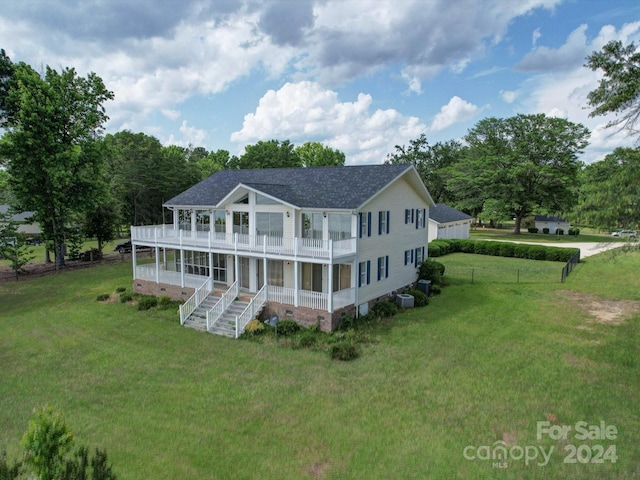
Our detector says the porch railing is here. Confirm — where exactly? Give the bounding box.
[131,225,356,259]
[179,277,212,325]
[235,285,268,338]
[206,281,239,331]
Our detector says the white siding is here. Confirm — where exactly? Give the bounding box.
[356,177,429,306]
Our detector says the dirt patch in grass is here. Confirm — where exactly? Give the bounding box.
[305,460,330,479]
[559,291,640,325]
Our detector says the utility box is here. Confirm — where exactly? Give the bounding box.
[396,294,414,308]
[417,279,431,296]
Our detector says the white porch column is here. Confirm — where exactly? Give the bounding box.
[293,260,299,307]
[191,209,197,235]
[209,251,214,290]
[173,208,179,230]
[234,254,239,289]
[180,249,185,288]
[327,263,333,312]
[155,246,160,284]
[132,243,137,280]
[263,256,268,289]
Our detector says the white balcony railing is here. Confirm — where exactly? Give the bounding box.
[131,225,356,260]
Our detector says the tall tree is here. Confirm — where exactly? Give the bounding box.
[294,141,345,167]
[1,62,113,266]
[104,132,201,226]
[575,147,640,230]
[447,114,589,234]
[194,149,230,179]
[586,40,640,138]
[230,139,301,169]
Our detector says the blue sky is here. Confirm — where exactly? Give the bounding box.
[1,0,640,164]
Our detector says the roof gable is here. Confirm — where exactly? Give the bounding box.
[165,164,431,210]
[429,203,473,224]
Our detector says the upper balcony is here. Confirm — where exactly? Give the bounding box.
[131,225,357,262]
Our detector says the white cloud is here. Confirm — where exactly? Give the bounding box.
[532,27,542,46]
[429,96,480,132]
[514,22,640,163]
[166,120,208,148]
[162,108,181,121]
[500,90,517,104]
[517,24,590,72]
[231,81,425,165]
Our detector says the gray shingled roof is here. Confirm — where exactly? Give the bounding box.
[429,203,473,224]
[0,204,36,222]
[165,164,414,210]
[534,215,568,222]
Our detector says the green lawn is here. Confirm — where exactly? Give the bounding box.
[1,249,639,479]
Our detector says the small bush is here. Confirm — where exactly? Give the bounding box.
[157,295,180,310]
[244,318,266,336]
[430,284,442,295]
[459,240,476,253]
[543,227,550,234]
[568,227,580,236]
[276,318,301,336]
[329,341,359,361]
[338,315,356,331]
[428,243,441,257]
[119,292,133,303]
[372,301,397,318]
[297,330,318,348]
[498,242,515,257]
[418,259,445,286]
[137,295,158,311]
[528,227,539,233]
[556,228,564,235]
[513,244,529,258]
[474,241,488,255]
[96,293,110,301]
[485,241,501,256]
[527,245,547,261]
[115,287,127,293]
[404,288,429,307]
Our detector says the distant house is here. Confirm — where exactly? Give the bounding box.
[428,203,473,241]
[533,215,570,234]
[131,164,435,336]
[0,205,41,236]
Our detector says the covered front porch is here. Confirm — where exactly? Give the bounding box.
[136,264,355,312]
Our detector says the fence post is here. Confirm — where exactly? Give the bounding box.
[471,268,474,284]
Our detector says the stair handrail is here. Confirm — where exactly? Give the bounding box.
[206,281,239,331]
[235,285,268,338]
[179,277,212,325]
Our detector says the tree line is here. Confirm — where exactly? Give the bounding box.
[1,39,639,269]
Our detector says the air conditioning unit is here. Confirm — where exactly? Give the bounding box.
[396,294,414,308]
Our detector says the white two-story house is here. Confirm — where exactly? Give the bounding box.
[131,164,434,336]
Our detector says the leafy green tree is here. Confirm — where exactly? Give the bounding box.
[385,134,461,203]
[575,147,640,230]
[21,406,74,480]
[194,149,231,179]
[84,199,120,254]
[104,132,201,226]
[294,141,345,167]
[0,49,16,124]
[0,169,11,204]
[0,208,35,279]
[1,62,113,267]
[585,40,640,137]
[231,139,301,169]
[447,114,589,234]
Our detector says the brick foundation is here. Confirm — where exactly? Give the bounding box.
[133,279,195,302]
[260,303,356,332]
[134,279,357,332]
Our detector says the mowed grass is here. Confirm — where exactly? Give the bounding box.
[1,250,639,479]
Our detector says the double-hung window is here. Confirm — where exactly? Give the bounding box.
[377,256,389,280]
[358,260,370,287]
[378,210,390,235]
[359,212,372,238]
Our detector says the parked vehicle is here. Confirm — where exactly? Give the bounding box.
[114,240,132,254]
[610,230,637,238]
